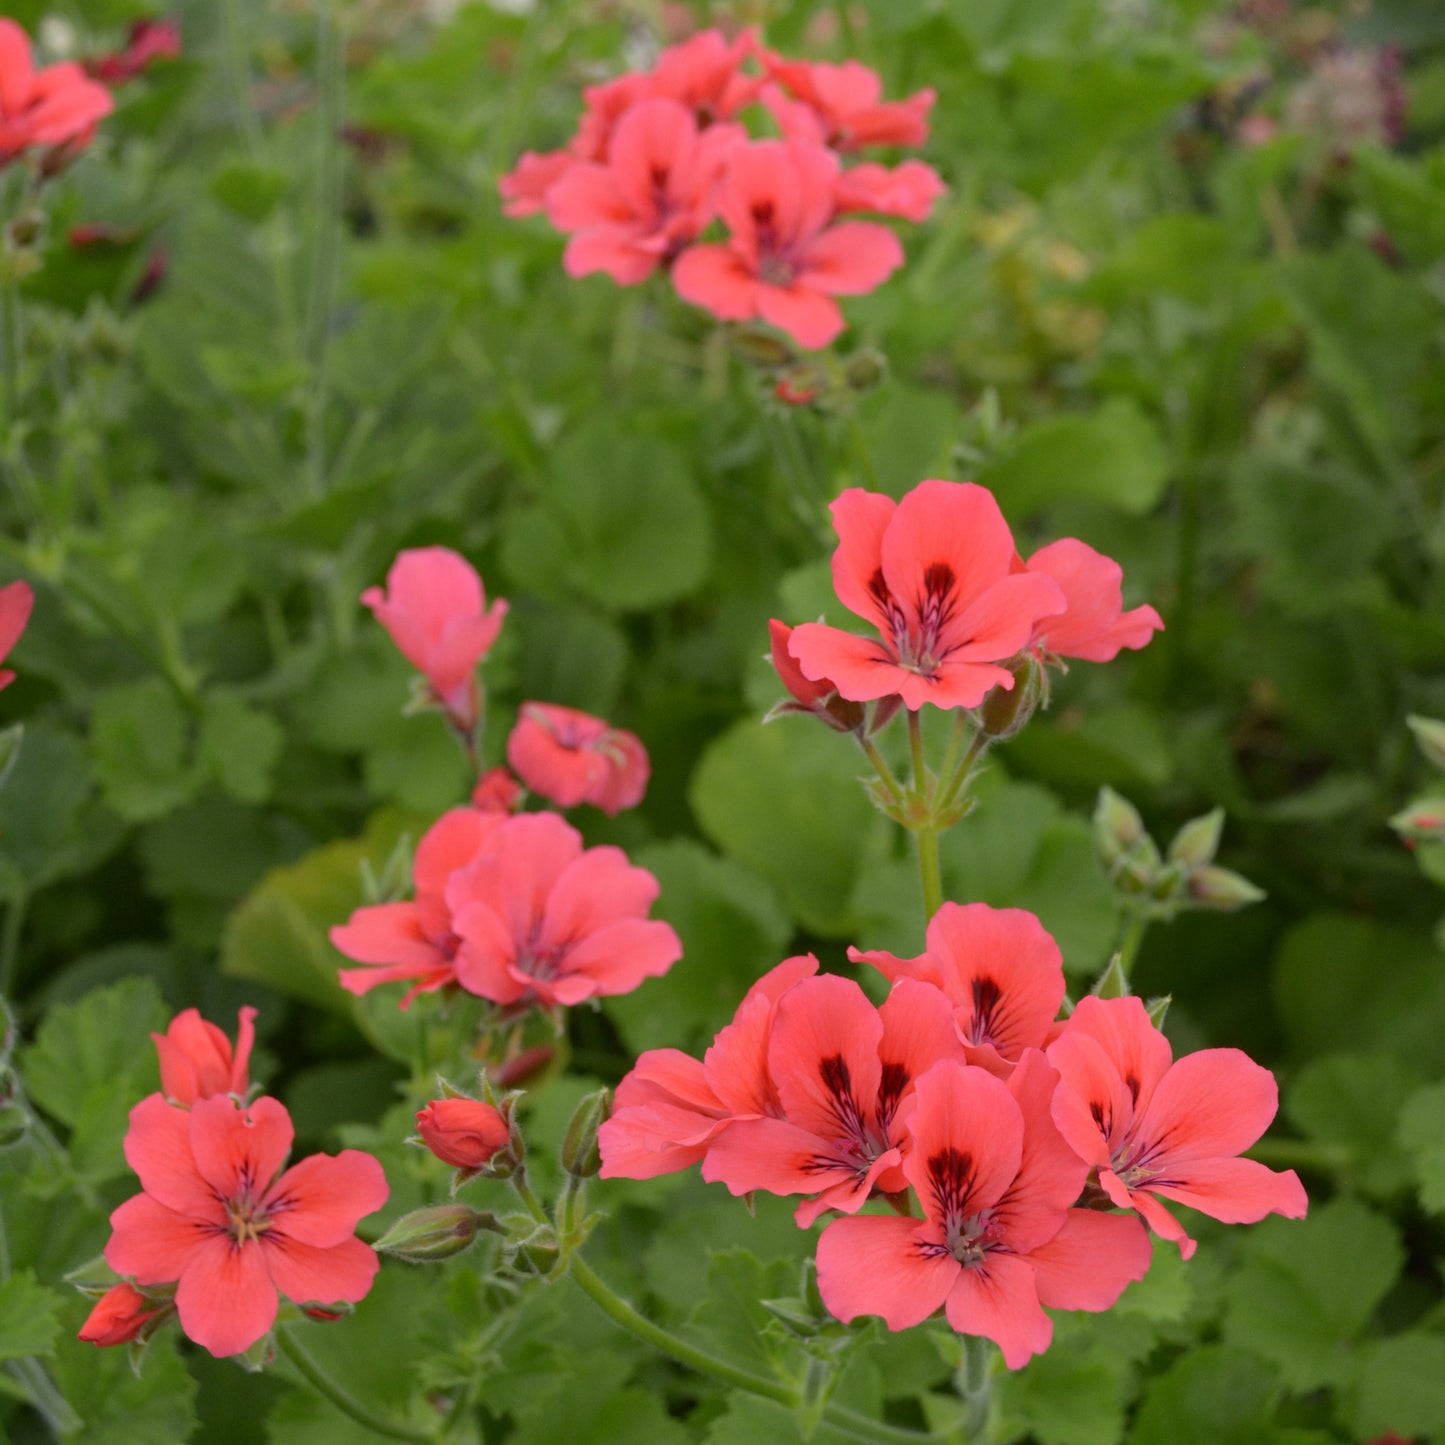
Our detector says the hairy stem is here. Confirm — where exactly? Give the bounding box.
[277,1328,432,1442]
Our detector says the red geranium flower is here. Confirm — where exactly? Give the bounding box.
[105,1094,387,1358]
[415,1098,510,1171]
[787,482,1066,711]
[361,547,507,734]
[446,812,681,1009]
[671,139,904,349]
[151,1006,258,1106]
[0,20,113,168]
[1020,539,1164,663]
[505,701,649,815]
[835,160,947,224]
[1047,996,1308,1258]
[816,1054,1151,1367]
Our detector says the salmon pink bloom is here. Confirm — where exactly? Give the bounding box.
[571,72,652,163]
[766,618,865,733]
[546,99,742,284]
[507,701,649,814]
[415,1098,510,1171]
[1020,539,1164,663]
[599,955,819,1180]
[331,807,501,1007]
[787,482,1067,711]
[446,812,681,1008]
[1046,996,1308,1259]
[759,56,935,151]
[835,160,947,224]
[816,1053,1152,1367]
[499,149,577,218]
[704,975,967,1226]
[151,1006,258,1106]
[649,28,761,123]
[671,140,904,349]
[1,20,113,168]
[361,547,507,733]
[77,1282,169,1348]
[105,1094,388,1359]
[852,903,1066,1077]
[0,579,34,691]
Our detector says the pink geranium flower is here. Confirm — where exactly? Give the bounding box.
[852,903,1066,1077]
[505,701,650,815]
[816,1053,1152,1367]
[759,56,935,151]
[649,28,761,123]
[703,975,967,1226]
[105,1094,388,1358]
[1047,996,1308,1259]
[671,139,904,349]
[361,547,507,734]
[599,954,818,1180]
[446,812,682,1009]
[0,579,34,691]
[0,20,113,168]
[151,1006,258,1106]
[835,160,947,224]
[331,807,501,1007]
[1020,539,1164,663]
[499,149,577,218]
[546,99,743,284]
[786,482,1067,711]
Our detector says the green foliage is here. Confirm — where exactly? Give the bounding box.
[0,1272,64,1361]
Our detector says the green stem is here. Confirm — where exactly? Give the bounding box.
[846,413,880,493]
[277,1328,432,1442]
[1114,911,1148,981]
[1,273,18,438]
[908,712,943,920]
[957,1336,993,1439]
[858,734,904,808]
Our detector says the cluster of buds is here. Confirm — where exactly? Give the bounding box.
[1094,787,1265,918]
[728,326,887,414]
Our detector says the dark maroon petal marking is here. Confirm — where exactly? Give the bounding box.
[926,1147,977,1228]
[876,1061,909,1131]
[969,976,1004,1046]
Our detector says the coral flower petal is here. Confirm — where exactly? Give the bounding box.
[671,244,758,320]
[175,1234,278,1359]
[542,847,659,942]
[264,1150,389,1248]
[189,1095,293,1203]
[756,283,844,350]
[123,1094,219,1217]
[787,624,901,704]
[797,221,904,296]
[816,1214,957,1330]
[1029,1209,1154,1311]
[1134,1047,1280,1161]
[943,1252,1053,1369]
[1151,1156,1308,1226]
[264,1233,380,1308]
[104,1193,211,1285]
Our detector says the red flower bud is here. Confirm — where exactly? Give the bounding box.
[77,1284,163,1348]
[415,1098,510,1171]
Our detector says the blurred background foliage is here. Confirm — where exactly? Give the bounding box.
[2,0,1445,1440]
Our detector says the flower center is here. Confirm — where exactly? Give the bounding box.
[226,1195,272,1246]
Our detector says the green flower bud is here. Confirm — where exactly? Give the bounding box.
[1094,787,1147,870]
[560,1088,610,1180]
[1407,715,1445,773]
[374,1204,495,1263]
[976,655,1045,742]
[1187,865,1266,912]
[1167,808,1224,869]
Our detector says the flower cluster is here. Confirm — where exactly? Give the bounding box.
[773,479,1163,723]
[334,546,681,1014]
[0,20,113,173]
[79,1009,389,1359]
[500,30,943,348]
[601,903,1307,1366]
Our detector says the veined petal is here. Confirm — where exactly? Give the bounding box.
[797,222,904,297]
[827,487,897,631]
[1134,1048,1281,1164]
[993,1050,1084,1252]
[703,1115,856,1198]
[123,1094,216,1218]
[875,978,968,1135]
[941,572,1067,662]
[1029,1209,1153,1311]
[672,244,759,322]
[264,1233,380,1308]
[816,1214,957,1330]
[756,283,844,350]
[786,623,900,703]
[105,1193,213,1285]
[190,1095,293,1204]
[555,917,682,996]
[1045,1028,1129,1168]
[541,846,659,947]
[175,1235,277,1358]
[943,1252,1052,1370]
[263,1150,389,1248]
[1150,1156,1307,1226]
[329,902,440,969]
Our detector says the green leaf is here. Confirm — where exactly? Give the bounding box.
[1273,913,1445,1072]
[50,1333,199,1445]
[0,721,22,791]
[690,717,881,936]
[199,692,284,805]
[1397,1080,1445,1215]
[19,977,167,1129]
[510,602,629,716]
[1349,1333,1445,1440]
[997,1341,1127,1445]
[1285,1052,1419,1200]
[0,1272,64,1360]
[208,159,290,221]
[1223,1198,1405,1390]
[605,840,791,1056]
[503,421,713,611]
[90,679,198,824]
[1128,1346,1282,1445]
[689,1250,806,1376]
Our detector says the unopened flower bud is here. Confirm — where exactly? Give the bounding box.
[729,327,797,369]
[416,1098,511,1172]
[1094,787,1147,869]
[1167,809,1224,869]
[843,348,886,392]
[1407,715,1445,773]
[77,1284,166,1348]
[1390,800,1445,845]
[560,1088,610,1180]
[1187,865,1266,911]
[976,655,1044,742]
[374,1204,494,1263]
